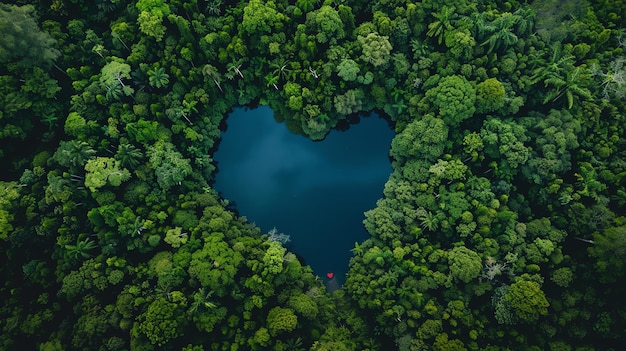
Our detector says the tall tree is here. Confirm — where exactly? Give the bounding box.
[0,4,60,66]
[147,140,192,191]
[426,6,458,45]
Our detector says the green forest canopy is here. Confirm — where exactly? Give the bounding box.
[0,0,625,350]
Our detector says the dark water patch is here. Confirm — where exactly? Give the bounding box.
[212,106,395,281]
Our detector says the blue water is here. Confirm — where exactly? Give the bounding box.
[212,106,394,281]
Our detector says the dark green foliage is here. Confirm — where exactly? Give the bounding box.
[0,0,624,350]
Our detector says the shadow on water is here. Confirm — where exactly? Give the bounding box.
[211,106,395,282]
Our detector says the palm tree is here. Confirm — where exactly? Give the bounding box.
[285,337,305,351]
[530,43,574,85]
[513,6,536,36]
[129,216,146,237]
[92,44,107,59]
[105,83,123,101]
[147,67,170,88]
[115,143,143,168]
[397,284,412,299]
[41,112,58,130]
[181,99,198,123]
[412,291,425,307]
[59,140,96,169]
[381,270,399,287]
[471,12,496,41]
[227,62,244,79]
[265,73,279,90]
[202,64,223,92]
[205,0,222,15]
[111,31,130,51]
[350,241,363,256]
[65,237,98,259]
[419,211,439,232]
[271,59,292,81]
[296,0,316,13]
[381,285,396,298]
[480,13,519,54]
[410,38,430,58]
[189,288,217,314]
[427,6,457,44]
[543,66,593,109]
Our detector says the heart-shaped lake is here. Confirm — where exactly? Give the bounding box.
[212,106,395,281]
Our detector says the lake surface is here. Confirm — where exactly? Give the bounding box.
[212,106,395,282]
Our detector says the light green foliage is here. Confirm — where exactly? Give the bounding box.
[448,246,482,283]
[266,307,298,336]
[418,319,443,339]
[0,182,19,241]
[309,326,357,351]
[100,59,134,96]
[0,214,14,242]
[126,119,159,143]
[334,88,364,115]
[136,0,170,41]
[425,75,476,127]
[64,112,89,138]
[84,157,131,192]
[107,269,124,285]
[39,339,63,351]
[0,4,60,65]
[241,0,286,35]
[428,159,468,184]
[505,280,549,322]
[390,114,448,163]
[148,251,186,290]
[358,32,392,67]
[188,233,243,296]
[433,333,467,351]
[263,241,286,276]
[336,59,360,82]
[550,267,573,287]
[525,237,555,263]
[59,259,107,300]
[476,78,506,114]
[249,327,271,348]
[363,201,403,241]
[147,140,192,191]
[138,296,187,346]
[307,6,345,43]
[164,226,188,248]
[288,293,319,319]
[444,28,476,59]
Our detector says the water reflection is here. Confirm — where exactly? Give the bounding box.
[213,106,394,281]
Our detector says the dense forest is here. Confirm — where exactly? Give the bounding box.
[1,0,625,350]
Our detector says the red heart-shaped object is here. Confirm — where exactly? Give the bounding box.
[326,272,334,279]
